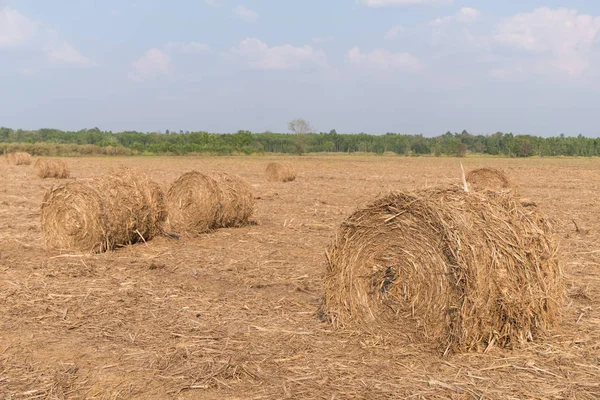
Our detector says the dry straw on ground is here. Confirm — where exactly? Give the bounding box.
[34,158,70,179]
[466,167,512,192]
[207,172,255,228]
[41,166,167,253]
[5,152,32,165]
[167,171,254,235]
[323,186,564,355]
[265,162,296,182]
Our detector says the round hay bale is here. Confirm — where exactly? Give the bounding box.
[323,187,563,354]
[5,152,32,165]
[34,158,70,179]
[265,162,296,182]
[466,167,512,192]
[146,180,169,238]
[41,167,167,253]
[206,172,255,228]
[167,171,221,235]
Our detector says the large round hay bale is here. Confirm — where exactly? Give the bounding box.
[466,167,512,192]
[167,171,221,235]
[41,167,167,253]
[34,158,70,179]
[5,152,32,165]
[265,162,296,182]
[206,172,255,228]
[323,187,563,354]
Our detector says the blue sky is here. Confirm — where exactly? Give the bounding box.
[1,0,600,136]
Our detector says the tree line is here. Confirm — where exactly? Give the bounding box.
[1,126,600,157]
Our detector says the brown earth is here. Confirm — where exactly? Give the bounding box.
[0,155,598,399]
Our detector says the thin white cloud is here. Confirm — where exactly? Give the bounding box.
[41,28,95,67]
[130,48,171,81]
[229,38,327,70]
[489,65,524,79]
[166,41,211,54]
[313,36,334,44]
[204,0,223,6]
[357,0,453,7]
[431,7,480,24]
[233,5,258,23]
[19,67,35,76]
[45,40,93,66]
[346,46,422,72]
[384,25,403,40]
[494,7,600,76]
[0,7,37,47]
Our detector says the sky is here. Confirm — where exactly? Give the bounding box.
[1,0,600,136]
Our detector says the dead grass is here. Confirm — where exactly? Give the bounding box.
[0,155,598,399]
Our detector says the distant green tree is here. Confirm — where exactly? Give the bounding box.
[514,136,534,157]
[288,118,313,155]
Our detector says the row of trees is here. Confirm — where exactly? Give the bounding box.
[1,125,599,157]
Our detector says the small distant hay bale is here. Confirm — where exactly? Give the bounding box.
[5,152,32,165]
[266,162,296,182]
[167,171,221,234]
[466,167,512,192]
[206,172,255,228]
[34,158,70,179]
[323,187,563,354]
[167,171,255,235]
[41,166,167,253]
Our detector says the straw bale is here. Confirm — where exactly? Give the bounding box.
[206,172,255,228]
[466,167,512,192]
[266,162,296,182]
[34,158,70,179]
[5,152,32,165]
[167,171,221,235]
[323,187,563,354]
[41,166,167,253]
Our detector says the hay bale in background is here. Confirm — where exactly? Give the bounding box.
[167,171,255,235]
[41,167,167,253]
[323,187,563,354]
[207,172,255,228]
[34,158,70,179]
[5,152,32,165]
[167,171,221,235]
[266,162,296,182]
[466,167,512,192]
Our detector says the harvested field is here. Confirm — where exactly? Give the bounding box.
[1,155,599,399]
